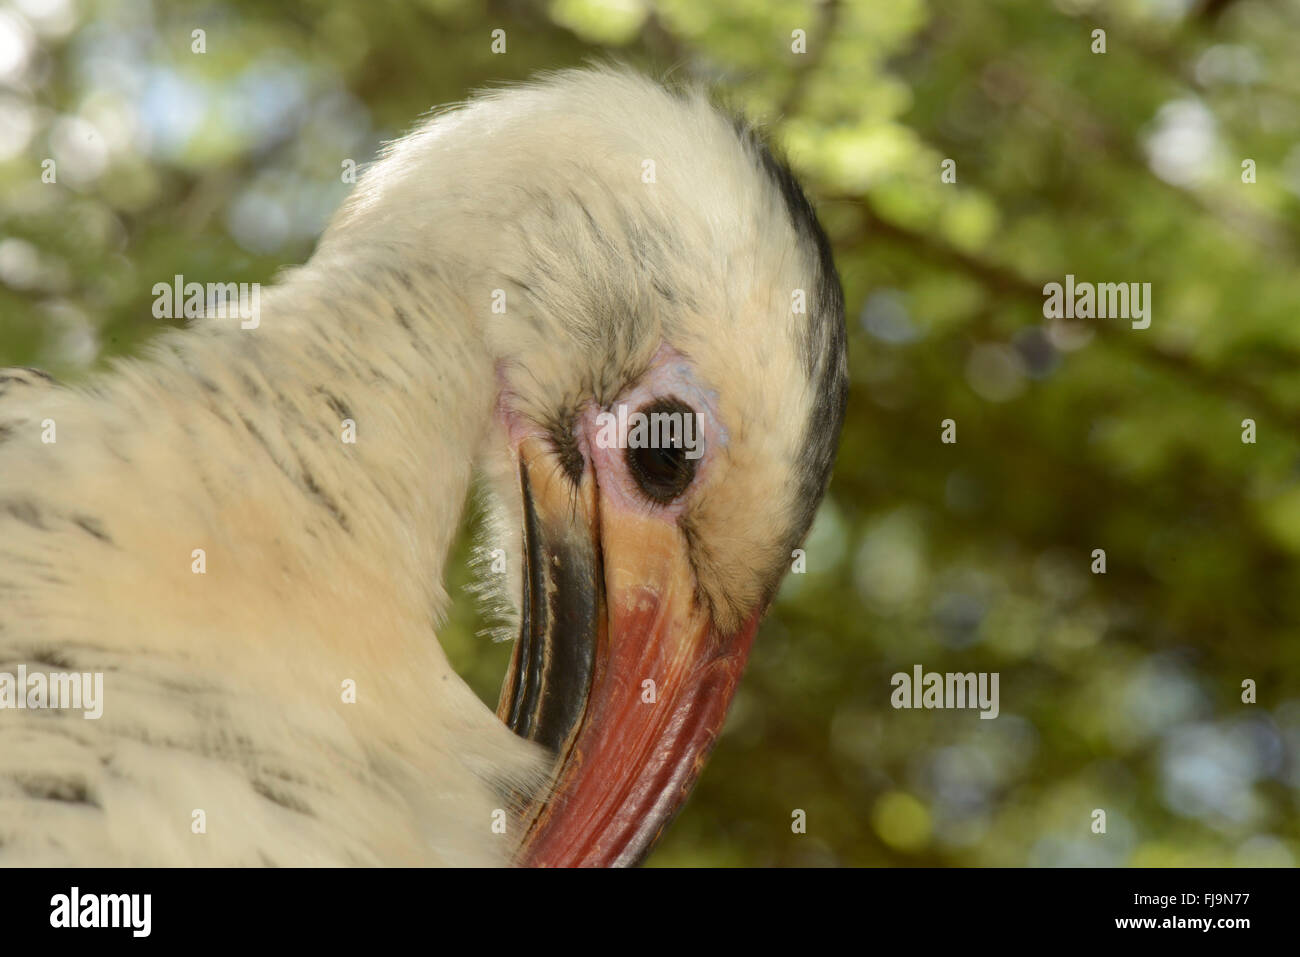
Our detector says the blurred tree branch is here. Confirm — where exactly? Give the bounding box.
[832,194,1300,436]
[1196,0,1246,22]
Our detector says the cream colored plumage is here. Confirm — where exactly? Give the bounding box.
[0,67,847,866]
[0,266,542,864]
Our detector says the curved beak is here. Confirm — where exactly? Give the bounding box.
[498,437,760,866]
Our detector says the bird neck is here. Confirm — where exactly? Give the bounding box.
[176,245,498,616]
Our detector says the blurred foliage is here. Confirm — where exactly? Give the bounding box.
[3,0,1300,866]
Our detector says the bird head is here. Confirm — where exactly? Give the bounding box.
[324,67,847,866]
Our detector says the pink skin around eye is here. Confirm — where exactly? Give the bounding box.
[578,344,727,522]
[496,344,727,520]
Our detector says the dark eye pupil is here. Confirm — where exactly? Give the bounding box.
[625,398,699,504]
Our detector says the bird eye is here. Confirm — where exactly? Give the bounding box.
[625,397,700,504]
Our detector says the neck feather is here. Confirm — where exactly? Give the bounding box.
[158,247,496,620]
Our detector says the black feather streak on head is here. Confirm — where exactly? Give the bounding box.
[731,113,849,593]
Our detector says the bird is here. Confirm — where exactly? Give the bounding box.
[0,66,847,867]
